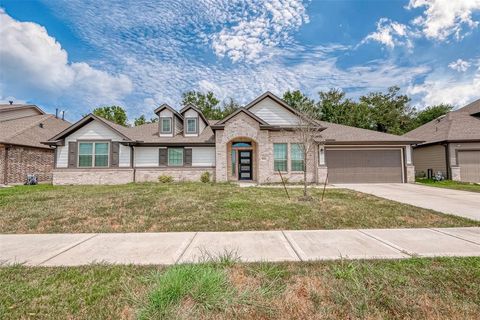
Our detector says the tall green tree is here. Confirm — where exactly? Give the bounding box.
[134,115,158,126]
[221,98,241,118]
[134,115,147,126]
[182,91,222,119]
[92,106,128,126]
[317,89,371,129]
[414,104,453,126]
[282,90,319,119]
[359,86,415,134]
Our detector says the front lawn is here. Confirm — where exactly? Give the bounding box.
[0,183,477,233]
[2,257,479,319]
[416,178,480,193]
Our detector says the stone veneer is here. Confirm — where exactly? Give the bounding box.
[135,167,215,182]
[215,112,318,184]
[53,169,134,185]
[406,165,415,183]
[450,166,461,181]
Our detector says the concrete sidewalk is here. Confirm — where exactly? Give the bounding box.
[1,227,479,266]
[336,183,480,221]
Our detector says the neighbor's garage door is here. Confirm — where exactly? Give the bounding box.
[326,149,403,183]
[458,151,480,183]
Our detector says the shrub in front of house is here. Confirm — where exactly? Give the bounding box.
[158,175,174,183]
[200,171,211,183]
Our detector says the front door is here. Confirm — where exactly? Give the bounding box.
[238,150,253,180]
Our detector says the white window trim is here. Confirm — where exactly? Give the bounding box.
[290,143,305,172]
[160,117,172,134]
[78,141,110,168]
[167,147,184,166]
[273,143,288,172]
[185,118,198,134]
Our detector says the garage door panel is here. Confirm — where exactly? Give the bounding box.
[326,149,403,183]
[458,151,480,183]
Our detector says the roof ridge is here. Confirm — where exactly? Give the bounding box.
[3,114,53,140]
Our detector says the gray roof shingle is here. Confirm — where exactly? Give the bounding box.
[404,99,480,144]
[0,114,71,148]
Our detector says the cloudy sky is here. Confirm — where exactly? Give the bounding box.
[1,0,479,121]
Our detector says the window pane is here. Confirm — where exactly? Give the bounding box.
[273,143,287,171]
[168,148,183,166]
[95,143,108,155]
[79,155,92,167]
[187,119,197,133]
[79,143,93,155]
[95,155,108,167]
[232,142,252,148]
[291,143,304,171]
[161,118,171,133]
[231,150,236,175]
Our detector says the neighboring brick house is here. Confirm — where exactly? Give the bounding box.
[404,99,480,183]
[45,92,419,185]
[0,103,70,184]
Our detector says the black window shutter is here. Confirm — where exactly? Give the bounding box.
[184,148,192,166]
[68,141,77,168]
[110,142,119,167]
[159,148,168,166]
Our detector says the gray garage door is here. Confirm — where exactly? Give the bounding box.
[326,149,403,183]
[458,151,480,183]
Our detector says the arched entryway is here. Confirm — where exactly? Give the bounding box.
[227,138,257,181]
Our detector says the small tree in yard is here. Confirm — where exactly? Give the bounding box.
[293,102,324,199]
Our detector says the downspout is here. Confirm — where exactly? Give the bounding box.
[131,145,136,183]
[444,143,451,180]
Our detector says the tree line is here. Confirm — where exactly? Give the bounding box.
[92,86,452,135]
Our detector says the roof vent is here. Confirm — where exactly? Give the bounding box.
[39,123,44,128]
[9,100,13,105]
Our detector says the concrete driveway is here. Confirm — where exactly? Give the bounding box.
[336,183,480,221]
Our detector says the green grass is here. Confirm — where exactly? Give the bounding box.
[417,178,480,193]
[0,182,478,233]
[1,257,480,319]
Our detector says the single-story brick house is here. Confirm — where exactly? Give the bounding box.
[404,99,480,183]
[0,103,70,184]
[44,92,419,185]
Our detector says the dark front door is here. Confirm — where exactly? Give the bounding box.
[238,150,253,180]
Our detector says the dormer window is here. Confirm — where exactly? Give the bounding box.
[186,118,198,134]
[160,117,172,134]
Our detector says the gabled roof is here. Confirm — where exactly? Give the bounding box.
[211,107,270,128]
[179,103,209,124]
[46,114,134,144]
[0,104,45,117]
[154,103,183,120]
[0,114,70,149]
[404,99,480,145]
[127,122,215,144]
[244,91,320,127]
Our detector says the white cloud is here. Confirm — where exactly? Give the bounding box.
[408,0,480,40]
[211,0,308,62]
[363,18,414,49]
[408,68,480,106]
[26,1,435,117]
[0,9,132,111]
[448,59,471,72]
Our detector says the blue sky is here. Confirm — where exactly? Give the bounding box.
[1,0,479,122]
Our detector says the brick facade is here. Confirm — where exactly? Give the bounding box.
[0,144,54,184]
[214,112,318,184]
[53,169,134,185]
[135,167,215,182]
